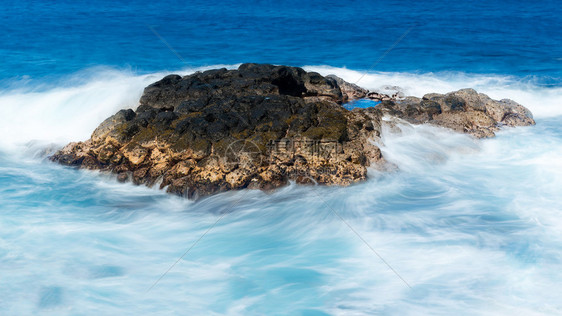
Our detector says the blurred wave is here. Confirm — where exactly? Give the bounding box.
[0,109,561,314]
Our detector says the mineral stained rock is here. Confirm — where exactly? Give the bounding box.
[51,63,535,199]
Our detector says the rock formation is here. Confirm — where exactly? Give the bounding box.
[378,89,535,138]
[51,63,535,199]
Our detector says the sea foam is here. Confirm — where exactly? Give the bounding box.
[1,65,560,151]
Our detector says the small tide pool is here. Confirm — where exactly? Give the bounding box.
[343,99,381,110]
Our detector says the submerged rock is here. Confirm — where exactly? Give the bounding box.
[51,64,535,199]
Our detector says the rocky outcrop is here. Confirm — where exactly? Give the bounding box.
[377,88,535,138]
[51,64,535,199]
[326,75,394,102]
[52,64,383,199]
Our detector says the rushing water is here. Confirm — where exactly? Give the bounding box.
[1,1,561,315]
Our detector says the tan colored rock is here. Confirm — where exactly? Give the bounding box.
[123,145,148,166]
[380,88,534,138]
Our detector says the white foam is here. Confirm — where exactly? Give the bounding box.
[0,65,240,151]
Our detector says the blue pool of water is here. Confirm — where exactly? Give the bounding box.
[1,0,562,314]
[343,99,381,110]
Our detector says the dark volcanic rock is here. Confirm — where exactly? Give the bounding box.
[139,64,344,110]
[51,64,535,199]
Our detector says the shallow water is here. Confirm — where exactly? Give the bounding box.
[1,0,562,314]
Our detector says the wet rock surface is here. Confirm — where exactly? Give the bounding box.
[51,64,535,199]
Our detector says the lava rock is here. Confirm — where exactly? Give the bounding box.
[51,64,535,199]
[51,64,384,199]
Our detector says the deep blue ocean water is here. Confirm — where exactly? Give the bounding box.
[1,1,561,315]
[2,0,562,82]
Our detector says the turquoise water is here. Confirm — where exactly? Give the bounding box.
[343,100,381,110]
[1,118,561,315]
[1,1,562,315]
